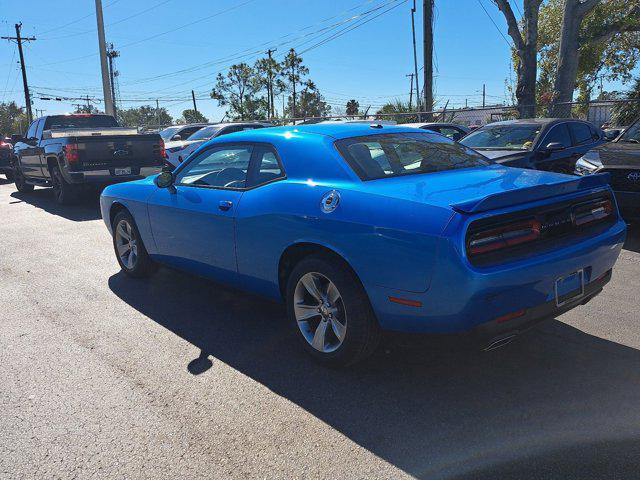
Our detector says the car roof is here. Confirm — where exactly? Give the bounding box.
[219,123,426,141]
[484,118,582,127]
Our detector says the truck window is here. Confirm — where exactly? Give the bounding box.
[35,119,45,140]
[26,120,38,140]
[43,115,119,130]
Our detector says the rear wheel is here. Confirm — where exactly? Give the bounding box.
[51,165,77,205]
[13,161,33,193]
[286,255,380,367]
[112,210,156,278]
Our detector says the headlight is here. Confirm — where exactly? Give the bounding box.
[575,151,602,175]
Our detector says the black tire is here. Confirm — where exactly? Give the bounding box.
[286,254,381,367]
[50,164,77,205]
[13,161,34,193]
[112,210,156,278]
[4,170,14,182]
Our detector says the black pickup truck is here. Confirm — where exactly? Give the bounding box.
[12,114,166,204]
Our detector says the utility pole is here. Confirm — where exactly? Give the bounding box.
[423,0,434,118]
[410,0,420,113]
[191,90,198,113]
[266,48,277,119]
[2,23,36,123]
[106,43,119,116]
[406,73,415,110]
[155,99,160,128]
[482,83,486,108]
[95,0,114,116]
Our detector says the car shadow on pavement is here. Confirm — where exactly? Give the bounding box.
[9,189,102,222]
[109,268,640,480]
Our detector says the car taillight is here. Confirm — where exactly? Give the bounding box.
[155,139,167,158]
[572,199,612,227]
[63,144,79,163]
[468,219,541,256]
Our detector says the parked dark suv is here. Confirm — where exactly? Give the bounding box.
[575,117,640,220]
[460,118,604,173]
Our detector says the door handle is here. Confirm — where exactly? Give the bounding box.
[218,200,233,211]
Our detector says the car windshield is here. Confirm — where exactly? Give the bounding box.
[43,115,119,130]
[159,126,180,141]
[186,126,221,141]
[619,121,640,143]
[461,124,541,150]
[335,132,489,181]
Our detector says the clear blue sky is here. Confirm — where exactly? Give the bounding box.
[0,0,634,122]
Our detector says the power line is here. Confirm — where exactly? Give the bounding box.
[476,0,512,47]
[35,0,124,36]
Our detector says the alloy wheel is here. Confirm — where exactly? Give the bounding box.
[293,272,347,353]
[114,219,138,270]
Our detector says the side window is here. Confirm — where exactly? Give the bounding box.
[35,119,45,140]
[589,125,601,141]
[542,123,572,148]
[175,144,253,189]
[26,120,38,140]
[437,127,464,141]
[569,122,594,146]
[181,126,201,138]
[247,145,285,187]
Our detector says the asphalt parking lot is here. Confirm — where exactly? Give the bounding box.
[1,179,640,479]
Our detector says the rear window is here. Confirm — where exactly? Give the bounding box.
[43,115,119,130]
[336,132,489,181]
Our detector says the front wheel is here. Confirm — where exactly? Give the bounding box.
[112,210,156,278]
[286,255,381,367]
[13,161,34,193]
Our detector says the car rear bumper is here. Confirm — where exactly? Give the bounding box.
[366,218,626,334]
[66,166,162,185]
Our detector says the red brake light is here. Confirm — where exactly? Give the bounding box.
[155,139,167,159]
[468,219,541,256]
[63,144,79,163]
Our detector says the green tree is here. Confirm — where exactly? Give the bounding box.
[74,104,99,114]
[538,0,640,115]
[346,99,359,116]
[493,0,543,118]
[609,77,640,125]
[211,63,261,120]
[118,105,173,128]
[254,56,285,119]
[287,81,330,119]
[375,100,417,123]
[0,101,28,136]
[281,49,309,119]
[178,109,208,124]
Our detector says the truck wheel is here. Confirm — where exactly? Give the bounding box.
[51,165,77,205]
[286,254,381,367]
[4,170,14,182]
[13,163,34,193]
[112,210,156,278]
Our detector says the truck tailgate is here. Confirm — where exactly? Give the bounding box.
[70,134,164,171]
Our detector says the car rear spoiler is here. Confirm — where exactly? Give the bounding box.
[450,172,611,214]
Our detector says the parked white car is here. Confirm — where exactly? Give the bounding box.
[164,122,269,166]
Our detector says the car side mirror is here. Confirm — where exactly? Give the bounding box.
[10,134,23,143]
[171,134,182,141]
[545,142,564,152]
[155,170,175,192]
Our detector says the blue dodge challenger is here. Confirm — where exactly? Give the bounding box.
[100,123,626,366]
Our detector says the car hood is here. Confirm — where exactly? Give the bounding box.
[350,164,608,213]
[472,149,531,162]
[592,141,640,168]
